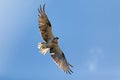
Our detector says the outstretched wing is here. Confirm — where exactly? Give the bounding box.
[38,4,54,42]
[50,45,73,74]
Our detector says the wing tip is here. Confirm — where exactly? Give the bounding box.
[65,64,73,75]
[43,4,45,11]
[38,4,46,13]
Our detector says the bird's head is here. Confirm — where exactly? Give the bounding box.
[52,37,59,43]
[55,37,59,39]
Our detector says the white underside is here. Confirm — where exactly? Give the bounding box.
[38,42,49,55]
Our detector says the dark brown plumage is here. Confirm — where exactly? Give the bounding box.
[38,4,54,42]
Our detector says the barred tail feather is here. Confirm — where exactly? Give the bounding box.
[38,42,49,55]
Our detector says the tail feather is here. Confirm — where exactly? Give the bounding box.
[38,42,49,55]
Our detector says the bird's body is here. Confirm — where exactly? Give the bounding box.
[38,4,73,74]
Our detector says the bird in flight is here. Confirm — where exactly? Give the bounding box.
[38,4,73,74]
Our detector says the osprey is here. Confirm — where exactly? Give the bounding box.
[38,4,73,74]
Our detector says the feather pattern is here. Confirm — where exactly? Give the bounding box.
[38,4,54,42]
[50,45,73,74]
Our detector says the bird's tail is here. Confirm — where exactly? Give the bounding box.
[38,42,49,55]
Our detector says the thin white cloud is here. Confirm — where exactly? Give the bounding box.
[87,47,104,72]
[89,47,104,58]
[89,62,96,71]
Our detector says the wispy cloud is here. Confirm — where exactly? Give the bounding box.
[87,47,104,72]
[89,62,96,71]
[89,47,103,58]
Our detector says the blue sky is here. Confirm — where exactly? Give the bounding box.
[0,0,120,80]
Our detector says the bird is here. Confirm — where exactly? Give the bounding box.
[38,4,73,74]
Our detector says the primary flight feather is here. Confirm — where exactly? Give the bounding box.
[38,4,73,74]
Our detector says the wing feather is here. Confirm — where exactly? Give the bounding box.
[50,45,73,74]
[38,4,54,42]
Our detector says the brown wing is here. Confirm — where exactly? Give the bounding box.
[50,45,73,74]
[38,4,54,42]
